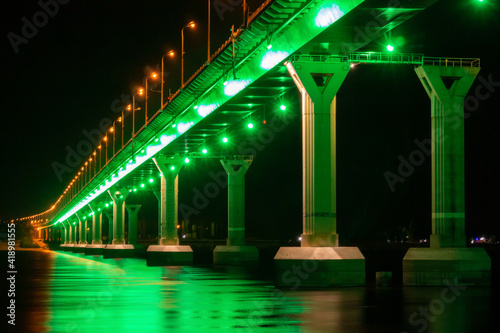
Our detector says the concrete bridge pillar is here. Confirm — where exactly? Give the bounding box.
[105,212,113,244]
[86,203,106,255]
[274,59,365,287]
[213,158,258,265]
[125,204,141,246]
[404,65,491,286]
[74,213,87,253]
[147,155,192,266]
[70,221,77,245]
[104,187,134,258]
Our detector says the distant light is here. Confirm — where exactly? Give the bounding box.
[184,158,190,163]
[222,137,228,143]
[140,184,145,188]
[280,104,286,111]
[267,44,272,49]
[120,195,123,199]
[350,63,355,68]
[170,166,175,171]
[133,188,137,192]
[202,148,208,154]
[105,203,109,207]
[149,178,154,183]
[247,122,254,129]
[386,44,394,52]
[263,120,267,124]
[298,236,302,241]
[194,105,199,109]
[172,124,176,128]
[155,138,159,142]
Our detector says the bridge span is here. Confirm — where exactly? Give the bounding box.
[18,0,490,286]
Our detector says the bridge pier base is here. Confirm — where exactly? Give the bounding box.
[274,59,365,287]
[403,65,490,286]
[104,188,135,258]
[147,156,193,266]
[86,203,106,255]
[214,158,258,266]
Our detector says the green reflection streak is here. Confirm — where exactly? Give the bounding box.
[47,253,302,332]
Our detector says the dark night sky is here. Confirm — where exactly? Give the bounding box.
[1,0,499,242]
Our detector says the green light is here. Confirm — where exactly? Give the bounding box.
[267,44,272,49]
[155,138,159,142]
[149,178,154,183]
[280,104,286,111]
[172,124,176,128]
[386,44,394,52]
[105,203,109,207]
[159,173,162,177]
[247,123,254,129]
[194,105,199,109]
[120,195,124,199]
[140,184,145,188]
[88,213,91,216]
[110,201,113,205]
[133,188,137,192]
[184,158,190,163]
[260,50,290,70]
[73,222,76,225]
[315,5,344,28]
[170,166,175,171]
[222,137,228,143]
[223,79,251,97]
[202,148,207,154]
[98,208,101,211]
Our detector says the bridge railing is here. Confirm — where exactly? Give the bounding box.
[349,52,424,65]
[423,57,480,67]
[289,54,349,63]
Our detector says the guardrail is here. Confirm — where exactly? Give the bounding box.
[423,57,480,67]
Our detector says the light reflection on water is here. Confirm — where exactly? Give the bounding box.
[11,250,494,333]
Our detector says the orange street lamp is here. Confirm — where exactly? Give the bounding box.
[145,72,158,125]
[181,21,196,88]
[161,50,175,107]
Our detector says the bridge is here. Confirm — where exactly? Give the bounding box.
[17,0,490,286]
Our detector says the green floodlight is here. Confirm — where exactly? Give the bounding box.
[170,166,175,171]
[222,137,228,143]
[247,122,254,129]
[386,44,394,52]
[149,178,154,183]
[184,158,190,164]
[280,104,286,111]
[140,183,145,188]
[202,148,208,154]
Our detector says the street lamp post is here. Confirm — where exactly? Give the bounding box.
[161,50,175,107]
[181,21,196,88]
[208,0,211,64]
[129,88,143,138]
[145,72,158,125]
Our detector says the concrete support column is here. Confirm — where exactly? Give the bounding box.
[214,157,257,266]
[273,59,365,287]
[60,224,66,244]
[147,155,192,266]
[153,190,162,241]
[153,156,183,245]
[107,188,130,245]
[89,203,103,245]
[404,65,490,286]
[125,205,142,245]
[220,158,252,246]
[104,188,134,258]
[415,66,479,248]
[85,203,106,255]
[105,212,113,244]
[75,213,87,245]
[70,221,77,244]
